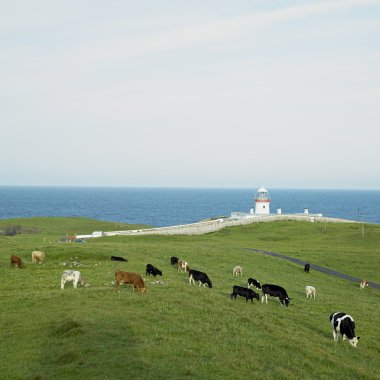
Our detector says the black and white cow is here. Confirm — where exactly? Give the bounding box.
[261,284,290,307]
[304,263,310,273]
[146,264,162,277]
[330,312,360,347]
[189,269,212,288]
[170,256,179,266]
[231,286,260,303]
[111,256,128,262]
[247,278,262,289]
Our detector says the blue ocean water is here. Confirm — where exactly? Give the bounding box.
[0,187,379,226]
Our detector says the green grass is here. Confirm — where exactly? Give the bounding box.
[0,218,379,379]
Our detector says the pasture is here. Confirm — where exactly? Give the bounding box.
[0,217,379,379]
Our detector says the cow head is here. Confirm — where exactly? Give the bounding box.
[283,297,290,307]
[349,336,360,347]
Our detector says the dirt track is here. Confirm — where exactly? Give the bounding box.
[243,248,379,290]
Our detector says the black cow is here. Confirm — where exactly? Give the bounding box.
[111,256,128,262]
[188,269,212,288]
[231,286,260,303]
[170,256,179,266]
[330,312,360,347]
[261,284,290,307]
[247,278,262,289]
[146,264,162,277]
[304,263,310,273]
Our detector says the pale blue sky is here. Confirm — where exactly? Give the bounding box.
[1,0,379,189]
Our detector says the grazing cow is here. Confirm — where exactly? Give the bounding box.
[330,312,360,347]
[170,256,179,266]
[10,255,23,268]
[231,286,260,303]
[305,285,316,299]
[146,264,162,277]
[61,270,85,289]
[359,280,368,289]
[115,271,146,294]
[111,255,128,262]
[189,269,212,288]
[233,266,243,276]
[31,251,45,263]
[304,263,310,273]
[261,284,290,307]
[177,259,189,272]
[248,278,262,289]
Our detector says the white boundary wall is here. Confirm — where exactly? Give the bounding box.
[76,214,356,239]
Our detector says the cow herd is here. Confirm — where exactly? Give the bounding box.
[9,252,364,347]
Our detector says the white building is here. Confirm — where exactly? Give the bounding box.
[254,186,271,215]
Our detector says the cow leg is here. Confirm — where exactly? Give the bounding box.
[61,280,65,289]
[342,334,346,341]
[73,280,77,289]
[333,330,338,341]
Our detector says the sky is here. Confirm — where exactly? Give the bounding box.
[1,0,380,189]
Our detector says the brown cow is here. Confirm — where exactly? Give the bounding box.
[11,255,23,268]
[115,271,146,294]
[177,259,189,272]
[360,280,369,289]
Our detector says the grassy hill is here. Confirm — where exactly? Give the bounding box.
[0,218,379,379]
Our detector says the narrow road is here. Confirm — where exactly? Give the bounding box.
[243,248,380,290]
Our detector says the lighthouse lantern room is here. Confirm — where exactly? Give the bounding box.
[254,186,271,215]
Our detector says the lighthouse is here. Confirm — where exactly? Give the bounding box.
[254,186,271,215]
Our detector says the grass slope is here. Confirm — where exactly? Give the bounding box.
[0,218,379,380]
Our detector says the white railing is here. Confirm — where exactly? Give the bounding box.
[76,214,356,239]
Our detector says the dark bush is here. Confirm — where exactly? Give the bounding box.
[4,225,23,236]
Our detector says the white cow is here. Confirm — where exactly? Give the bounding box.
[305,286,316,299]
[32,251,45,263]
[61,270,85,289]
[233,266,243,276]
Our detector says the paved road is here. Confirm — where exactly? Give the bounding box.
[243,248,380,290]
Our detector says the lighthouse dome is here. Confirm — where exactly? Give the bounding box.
[255,186,270,201]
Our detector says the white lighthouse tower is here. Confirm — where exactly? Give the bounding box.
[254,186,271,215]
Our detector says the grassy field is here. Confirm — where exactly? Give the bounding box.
[0,218,379,380]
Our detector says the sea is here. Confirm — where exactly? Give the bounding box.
[0,187,379,227]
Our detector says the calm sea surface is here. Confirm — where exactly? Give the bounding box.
[0,187,379,226]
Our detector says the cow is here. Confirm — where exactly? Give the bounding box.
[61,270,85,289]
[261,284,290,307]
[177,259,189,272]
[233,266,243,276]
[330,312,360,347]
[248,278,262,289]
[32,251,45,263]
[304,263,310,273]
[359,280,368,289]
[305,285,316,299]
[115,271,146,294]
[111,255,128,262]
[146,264,162,277]
[170,256,179,266]
[231,286,260,303]
[10,255,23,268]
[189,269,212,288]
